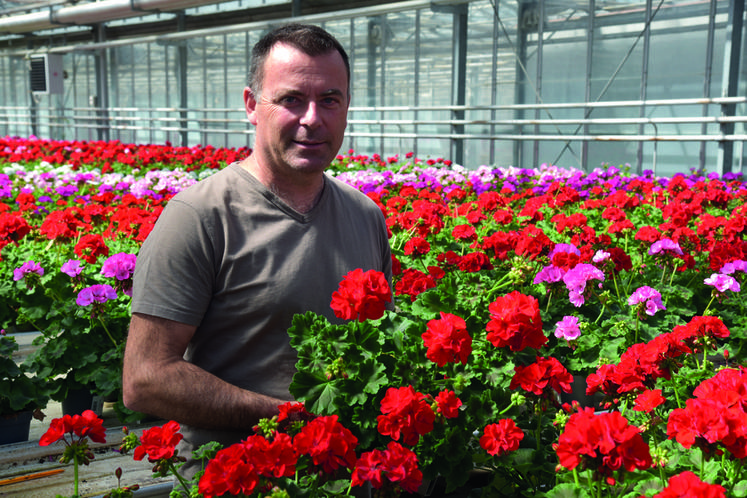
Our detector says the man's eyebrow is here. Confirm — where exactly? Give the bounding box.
[321,88,345,97]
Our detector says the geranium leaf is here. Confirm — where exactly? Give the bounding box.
[733,480,747,497]
[544,482,592,498]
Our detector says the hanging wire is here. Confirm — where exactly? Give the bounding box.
[551,0,668,166]
[488,0,668,168]
[489,0,582,166]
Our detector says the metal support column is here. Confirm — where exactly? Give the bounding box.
[717,0,744,175]
[699,0,718,171]
[532,0,544,168]
[582,0,595,172]
[93,24,109,141]
[636,0,652,175]
[514,2,533,168]
[177,12,189,146]
[291,0,301,16]
[451,4,468,165]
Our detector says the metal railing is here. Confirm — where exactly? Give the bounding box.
[1,96,745,172]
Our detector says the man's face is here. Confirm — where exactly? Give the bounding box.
[244,43,349,179]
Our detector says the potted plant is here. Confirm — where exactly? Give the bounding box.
[0,330,49,444]
[3,241,139,422]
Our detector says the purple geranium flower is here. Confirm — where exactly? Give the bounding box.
[704,273,741,293]
[101,253,137,281]
[61,259,84,278]
[627,286,666,316]
[562,263,605,307]
[648,238,683,256]
[76,284,118,306]
[720,260,747,275]
[533,265,565,285]
[13,260,44,281]
[554,316,581,341]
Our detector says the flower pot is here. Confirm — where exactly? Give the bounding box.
[62,387,95,416]
[0,411,33,445]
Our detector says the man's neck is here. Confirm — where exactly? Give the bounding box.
[238,156,325,214]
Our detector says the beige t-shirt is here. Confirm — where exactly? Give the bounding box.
[131,162,392,473]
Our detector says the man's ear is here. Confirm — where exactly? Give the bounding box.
[243,87,258,125]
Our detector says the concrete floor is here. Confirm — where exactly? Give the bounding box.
[3,332,173,497]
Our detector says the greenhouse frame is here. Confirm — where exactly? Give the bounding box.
[0,0,745,175]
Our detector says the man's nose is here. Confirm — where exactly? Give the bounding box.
[299,102,321,127]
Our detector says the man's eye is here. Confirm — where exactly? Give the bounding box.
[322,97,341,106]
[280,96,299,105]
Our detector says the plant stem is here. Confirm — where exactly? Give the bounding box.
[702,294,716,316]
[73,455,80,498]
[98,317,119,348]
[170,462,192,493]
[728,460,743,495]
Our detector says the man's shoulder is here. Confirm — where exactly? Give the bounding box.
[171,163,255,206]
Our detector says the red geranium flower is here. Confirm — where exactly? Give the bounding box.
[451,224,477,242]
[294,415,358,473]
[39,409,107,446]
[133,420,183,462]
[510,356,573,398]
[486,291,546,352]
[377,386,435,445]
[555,407,652,480]
[653,471,726,498]
[480,419,524,457]
[199,443,259,498]
[633,389,666,413]
[74,233,110,264]
[434,390,462,419]
[422,312,472,367]
[330,268,391,322]
[394,268,436,302]
[404,236,431,256]
[352,441,422,493]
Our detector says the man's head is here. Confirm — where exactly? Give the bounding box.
[249,23,350,99]
[242,24,350,184]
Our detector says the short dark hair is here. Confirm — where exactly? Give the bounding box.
[249,23,350,97]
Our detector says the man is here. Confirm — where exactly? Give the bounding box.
[122,23,392,478]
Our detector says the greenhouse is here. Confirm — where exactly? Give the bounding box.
[2,2,747,498]
[0,0,745,175]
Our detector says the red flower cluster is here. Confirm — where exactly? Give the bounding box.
[39,409,107,446]
[671,315,731,353]
[377,386,435,445]
[667,367,747,458]
[555,407,652,482]
[133,420,183,462]
[200,415,356,498]
[74,233,110,264]
[422,311,472,367]
[479,418,524,457]
[587,331,692,401]
[510,356,573,399]
[485,291,546,352]
[351,441,423,493]
[0,212,31,255]
[394,268,437,302]
[649,471,725,498]
[294,415,359,473]
[330,268,392,322]
[434,389,462,419]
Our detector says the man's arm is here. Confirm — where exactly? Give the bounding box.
[122,312,288,430]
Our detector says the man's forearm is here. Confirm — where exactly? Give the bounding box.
[124,357,287,430]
